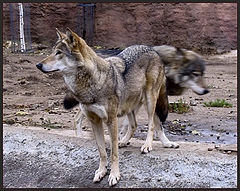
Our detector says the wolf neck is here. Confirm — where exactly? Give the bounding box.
[63,45,110,104]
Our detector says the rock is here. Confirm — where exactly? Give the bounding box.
[190,100,197,106]
[19,81,26,85]
[3,3,237,54]
[195,98,203,101]
[175,173,182,177]
[144,177,151,182]
[24,92,32,96]
[4,119,15,125]
[215,145,220,149]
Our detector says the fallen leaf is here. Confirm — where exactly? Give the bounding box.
[16,111,28,116]
[192,130,200,135]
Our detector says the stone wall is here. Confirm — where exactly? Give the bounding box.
[3,3,237,54]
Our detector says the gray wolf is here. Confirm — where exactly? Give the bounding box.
[119,45,209,143]
[36,28,177,186]
[71,45,209,145]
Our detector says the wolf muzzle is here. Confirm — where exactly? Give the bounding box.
[36,63,47,73]
[36,63,59,73]
[203,89,209,94]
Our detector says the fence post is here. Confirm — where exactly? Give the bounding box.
[18,3,26,52]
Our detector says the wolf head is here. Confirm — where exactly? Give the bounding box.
[36,28,94,74]
[175,48,209,95]
[154,45,209,95]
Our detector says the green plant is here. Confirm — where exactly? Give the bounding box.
[169,98,190,114]
[203,99,232,108]
[41,118,55,128]
[207,85,215,89]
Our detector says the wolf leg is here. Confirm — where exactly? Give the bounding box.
[90,117,108,183]
[154,116,179,148]
[74,108,83,137]
[107,111,120,186]
[119,111,137,147]
[119,118,129,140]
[141,92,157,154]
[119,104,142,143]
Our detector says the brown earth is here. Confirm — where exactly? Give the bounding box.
[2,46,237,188]
[3,46,237,144]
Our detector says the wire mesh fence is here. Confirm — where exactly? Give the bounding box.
[9,3,33,53]
[8,3,95,52]
[77,4,95,46]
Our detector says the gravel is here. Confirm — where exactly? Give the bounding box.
[3,125,237,188]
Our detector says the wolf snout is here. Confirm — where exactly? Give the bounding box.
[203,89,209,94]
[36,63,48,73]
[36,63,43,70]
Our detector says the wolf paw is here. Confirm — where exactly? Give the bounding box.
[108,172,121,186]
[118,141,130,148]
[163,141,179,148]
[140,144,152,154]
[93,168,107,183]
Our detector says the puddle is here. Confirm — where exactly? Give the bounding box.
[133,119,237,145]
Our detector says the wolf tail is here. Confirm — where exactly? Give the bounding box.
[155,81,169,123]
[63,92,79,110]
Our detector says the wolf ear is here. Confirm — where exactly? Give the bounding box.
[66,27,78,46]
[176,47,185,56]
[176,47,189,63]
[56,28,65,40]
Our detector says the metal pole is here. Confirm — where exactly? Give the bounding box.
[28,4,32,51]
[89,7,92,45]
[9,4,15,52]
[18,3,26,52]
[92,6,94,45]
[23,3,27,51]
[25,3,32,52]
[77,6,80,36]
[82,6,85,39]
[15,4,20,52]
[86,6,89,43]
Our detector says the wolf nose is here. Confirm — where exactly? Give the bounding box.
[36,63,43,70]
[204,89,209,94]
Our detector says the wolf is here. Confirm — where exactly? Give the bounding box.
[70,45,209,145]
[36,28,177,186]
[118,45,210,142]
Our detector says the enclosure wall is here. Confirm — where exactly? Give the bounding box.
[3,3,237,54]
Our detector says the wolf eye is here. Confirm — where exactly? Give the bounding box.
[56,50,62,55]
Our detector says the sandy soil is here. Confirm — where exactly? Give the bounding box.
[3,46,237,188]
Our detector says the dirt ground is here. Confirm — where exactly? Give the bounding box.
[3,46,237,188]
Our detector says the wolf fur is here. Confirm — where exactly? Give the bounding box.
[118,45,209,144]
[36,28,176,186]
[153,45,209,96]
[70,45,209,146]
